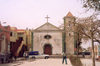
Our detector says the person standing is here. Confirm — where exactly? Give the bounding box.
[23,51,29,59]
[62,52,67,64]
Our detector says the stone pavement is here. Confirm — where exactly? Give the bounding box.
[0,58,72,66]
[18,58,72,66]
[81,59,100,66]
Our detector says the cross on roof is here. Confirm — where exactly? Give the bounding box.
[45,15,50,22]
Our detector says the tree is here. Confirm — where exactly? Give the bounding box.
[81,0,100,11]
[76,14,100,44]
[76,14,100,66]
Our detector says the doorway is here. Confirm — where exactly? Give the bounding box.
[44,44,52,55]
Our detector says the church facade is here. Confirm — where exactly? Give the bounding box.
[32,12,77,55]
[33,22,63,55]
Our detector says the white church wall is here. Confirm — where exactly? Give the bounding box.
[33,31,62,55]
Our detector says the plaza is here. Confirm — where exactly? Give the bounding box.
[0,58,72,66]
[0,58,100,66]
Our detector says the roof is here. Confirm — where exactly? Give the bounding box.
[34,22,62,31]
[17,29,25,33]
[17,29,25,31]
[10,27,17,31]
[66,12,73,17]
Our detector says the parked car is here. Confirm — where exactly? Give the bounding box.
[0,53,11,63]
[78,52,91,55]
[28,51,49,59]
[29,51,39,55]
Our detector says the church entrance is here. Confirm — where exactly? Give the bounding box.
[44,44,52,55]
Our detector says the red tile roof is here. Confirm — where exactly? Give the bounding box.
[66,12,73,17]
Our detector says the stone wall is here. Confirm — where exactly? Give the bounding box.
[33,31,62,55]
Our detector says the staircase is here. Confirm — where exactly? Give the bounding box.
[11,37,23,57]
[18,45,28,57]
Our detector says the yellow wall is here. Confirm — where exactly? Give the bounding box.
[10,27,18,42]
[10,27,32,51]
[17,32,26,44]
[25,30,32,49]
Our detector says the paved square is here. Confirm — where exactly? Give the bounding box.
[18,59,72,66]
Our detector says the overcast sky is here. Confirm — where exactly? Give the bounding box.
[0,0,94,29]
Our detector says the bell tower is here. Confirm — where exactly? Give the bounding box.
[63,12,76,55]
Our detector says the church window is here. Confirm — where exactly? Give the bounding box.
[10,32,13,36]
[69,33,71,36]
[69,23,70,27]
[68,21,71,27]
[44,35,51,39]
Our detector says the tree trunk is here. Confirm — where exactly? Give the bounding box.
[91,32,95,66]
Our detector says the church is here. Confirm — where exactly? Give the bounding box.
[32,12,76,55]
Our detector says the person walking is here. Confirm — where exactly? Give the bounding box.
[62,52,67,64]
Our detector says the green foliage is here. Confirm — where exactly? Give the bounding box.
[82,0,100,11]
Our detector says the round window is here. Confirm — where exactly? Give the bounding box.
[44,35,52,39]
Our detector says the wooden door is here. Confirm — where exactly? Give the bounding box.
[44,44,52,55]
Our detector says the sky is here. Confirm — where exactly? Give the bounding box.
[0,0,94,29]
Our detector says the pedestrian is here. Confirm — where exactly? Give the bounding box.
[23,51,29,59]
[62,52,67,64]
[14,56,17,61]
[82,52,85,58]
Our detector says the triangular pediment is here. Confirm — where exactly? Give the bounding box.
[34,22,61,31]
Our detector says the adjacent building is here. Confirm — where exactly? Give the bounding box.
[10,27,30,57]
[0,24,10,54]
[63,12,77,55]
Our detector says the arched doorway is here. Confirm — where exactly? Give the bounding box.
[44,44,52,55]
